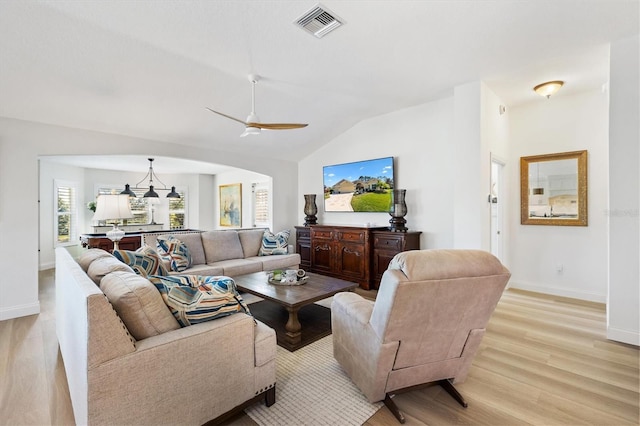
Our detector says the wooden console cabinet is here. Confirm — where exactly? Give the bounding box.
[295,225,421,290]
[371,230,421,287]
[295,226,312,270]
[80,234,142,253]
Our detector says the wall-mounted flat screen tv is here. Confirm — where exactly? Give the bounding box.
[323,156,394,212]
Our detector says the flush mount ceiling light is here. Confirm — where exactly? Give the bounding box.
[121,158,180,199]
[534,80,564,98]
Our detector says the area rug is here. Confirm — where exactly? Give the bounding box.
[245,335,382,425]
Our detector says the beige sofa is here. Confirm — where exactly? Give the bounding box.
[141,228,301,276]
[55,246,277,425]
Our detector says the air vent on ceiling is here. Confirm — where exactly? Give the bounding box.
[295,4,344,39]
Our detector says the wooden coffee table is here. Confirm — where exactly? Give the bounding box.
[233,271,357,351]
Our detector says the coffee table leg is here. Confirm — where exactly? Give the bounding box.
[285,307,302,346]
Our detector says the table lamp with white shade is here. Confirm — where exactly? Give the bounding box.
[92,194,134,250]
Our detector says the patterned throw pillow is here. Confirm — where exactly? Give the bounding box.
[113,247,168,277]
[148,275,252,327]
[137,245,170,275]
[258,229,291,256]
[156,235,192,272]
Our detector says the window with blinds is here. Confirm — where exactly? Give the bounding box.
[55,180,78,246]
[253,183,270,228]
[97,187,148,225]
[169,190,186,229]
[95,186,187,228]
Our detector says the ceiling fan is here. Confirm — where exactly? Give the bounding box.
[207,74,308,137]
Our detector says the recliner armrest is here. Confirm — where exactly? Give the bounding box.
[331,292,400,403]
[331,292,373,325]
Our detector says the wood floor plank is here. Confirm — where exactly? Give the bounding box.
[1,316,51,425]
[365,289,639,425]
[1,271,637,426]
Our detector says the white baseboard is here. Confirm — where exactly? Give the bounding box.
[0,301,40,321]
[508,280,606,303]
[39,261,55,271]
[607,327,640,346]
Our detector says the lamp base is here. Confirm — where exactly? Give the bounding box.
[106,224,125,251]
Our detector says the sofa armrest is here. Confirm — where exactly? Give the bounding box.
[87,293,136,368]
[133,311,255,352]
[88,312,268,425]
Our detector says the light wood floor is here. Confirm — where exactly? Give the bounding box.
[0,270,637,425]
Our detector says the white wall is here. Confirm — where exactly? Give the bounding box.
[213,169,272,230]
[0,117,298,320]
[607,35,639,345]
[198,174,215,230]
[38,160,86,270]
[453,82,484,249]
[452,82,510,252]
[508,89,610,302]
[299,97,456,249]
[298,83,509,254]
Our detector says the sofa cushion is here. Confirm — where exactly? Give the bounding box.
[173,232,206,265]
[100,271,180,340]
[157,235,192,272]
[149,275,251,327]
[214,258,264,276]
[259,229,291,256]
[77,248,112,272]
[201,230,244,263]
[87,256,135,286]
[238,229,267,258]
[169,263,224,277]
[248,253,301,272]
[113,246,168,277]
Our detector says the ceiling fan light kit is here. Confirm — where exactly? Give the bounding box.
[207,74,308,137]
[241,127,261,137]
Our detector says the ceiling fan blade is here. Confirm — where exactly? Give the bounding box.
[208,75,309,135]
[248,122,308,130]
[206,108,248,125]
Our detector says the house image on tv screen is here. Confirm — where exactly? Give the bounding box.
[323,157,394,212]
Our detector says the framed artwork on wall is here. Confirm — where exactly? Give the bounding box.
[219,183,242,227]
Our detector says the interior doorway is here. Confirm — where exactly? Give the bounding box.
[490,157,505,261]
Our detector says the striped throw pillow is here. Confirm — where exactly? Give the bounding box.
[258,229,290,256]
[148,275,252,327]
[113,246,168,277]
[156,235,192,272]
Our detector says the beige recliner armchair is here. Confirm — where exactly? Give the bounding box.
[332,249,511,423]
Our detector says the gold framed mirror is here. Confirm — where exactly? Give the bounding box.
[520,150,588,226]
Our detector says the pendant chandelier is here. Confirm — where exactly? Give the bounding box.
[121,158,180,199]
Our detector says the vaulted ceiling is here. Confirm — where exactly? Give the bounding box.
[1,1,638,170]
